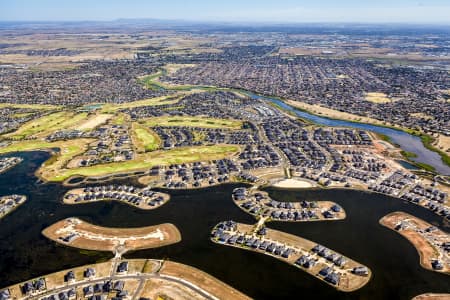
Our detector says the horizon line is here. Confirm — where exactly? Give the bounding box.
[1,18,450,26]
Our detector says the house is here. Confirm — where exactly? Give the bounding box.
[83,286,94,297]
[0,289,10,300]
[21,282,34,295]
[352,266,369,276]
[84,268,96,278]
[114,280,125,291]
[34,278,46,291]
[319,267,332,277]
[431,260,444,270]
[325,272,340,285]
[64,271,75,282]
[117,261,129,273]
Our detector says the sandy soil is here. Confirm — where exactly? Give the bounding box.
[78,113,112,130]
[159,261,251,300]
[434,134,450,153]
[138,278,208,300]
[380,212,449,274]
[285,99,387,126]
[42,218,181,253]
[413,293,450,300]
[272,178,316,188]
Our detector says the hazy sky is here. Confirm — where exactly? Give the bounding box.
[1,0,450,23]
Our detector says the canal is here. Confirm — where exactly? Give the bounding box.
[0,151,449,299]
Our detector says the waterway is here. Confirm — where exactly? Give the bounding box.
[0,151,449,299]
[245,92,450,175]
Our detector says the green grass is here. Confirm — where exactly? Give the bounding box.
[0,140,57,153]
[132,123,160,152]
[5,111,89,140]
[101,95,183,113]
[49,144,240,182]
[143,64,450,170]
[413,162,436,172]
[110,113,127,126]
[12,112,34,118]
[0,138,92,180]
[138,68,225,92]
[400,150,418,159]
[0,103,60,110]
[141,116,242,129]
[418,133,450,167]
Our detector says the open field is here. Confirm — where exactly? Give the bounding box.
[138,278,208,300]
[364,92,392,103]
[159,261,251,300]
[42,218,181,254]
[379,212,450,274]
[51,144,240,182]
[141,116,243,129]
[164,63,197,74]
[285,99,388,126]
[0,103,60,110]
[0,33,153,67]
[434,134,450,154]
[4,111,91,139]
[100,95,183,113]
[131,123,160,152]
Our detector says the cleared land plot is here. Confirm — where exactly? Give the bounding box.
[272,178,317,188]
[413,294,450,300]
[159,261,251,300]
[42,218,181,253]
[380,212,450,274]
[138,278,208,300]
[364,92,391,104]
[131,123,160,152]
[141,116,242,129]
[51,144,240,182]
[77,113,113,130]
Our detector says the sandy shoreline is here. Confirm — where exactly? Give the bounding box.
[271,178,316,188]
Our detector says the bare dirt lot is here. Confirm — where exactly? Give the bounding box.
[42,218,181,253]
[138,278,208,300]
[413,293,450,300]
[380,212,449,274]
[159,261,251,300]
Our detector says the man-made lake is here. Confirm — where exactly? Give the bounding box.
[0,151,449,299]
[246,92,450,175]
